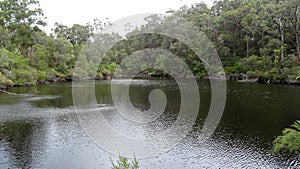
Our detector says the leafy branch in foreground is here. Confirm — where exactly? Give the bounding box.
[110,156,139,169]
[272,120,300,156]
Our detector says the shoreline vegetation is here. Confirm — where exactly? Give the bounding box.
[110,156,139,169]
[1,0,300,91]
[2,73,300,90]
[272,120,300,157]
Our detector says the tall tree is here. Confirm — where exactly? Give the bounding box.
[0,0,46,52]
[53,23,91,45]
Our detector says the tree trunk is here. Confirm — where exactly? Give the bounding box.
[279,18,285,62]
[246,34,249,57]
[0,90,20,96]
[296,6,300,59]
[296,31,300,60]
[291,4,300,59]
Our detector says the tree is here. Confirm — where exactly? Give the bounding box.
[283,0,300,59]
[0,0,46,52]
[53,23,91,45]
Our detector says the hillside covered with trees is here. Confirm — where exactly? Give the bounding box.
[0,0,300,89]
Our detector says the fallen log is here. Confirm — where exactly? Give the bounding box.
[0,89,21,96]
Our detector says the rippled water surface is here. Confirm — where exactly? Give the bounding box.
[0,79,300,168]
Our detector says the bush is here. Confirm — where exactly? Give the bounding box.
[246,70,263,78]
[111,156,139,169]
[242,55,272,72]
[11,69,37,85]
[225,61,247,75]
[0,72,13,89]
[288,67,300,80]
[98,63,117,79]
[37,71,48,81]
[268,68,288,79]
[196,71,208,77]
[272,120,300,156]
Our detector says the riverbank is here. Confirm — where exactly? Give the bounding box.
[226,73,300,85]
[0,74,70,90]
[2,72,300,91]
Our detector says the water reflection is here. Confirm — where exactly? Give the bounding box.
[0,121,34,168]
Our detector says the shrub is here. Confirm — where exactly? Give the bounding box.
[11,69,37,85]
[246,70,263,78]
[225,61,247,75]
[272,120,300,156]
[110,156,139,169]
[37,71,48,81]
[0,72,13,88]
[242,55,272,72]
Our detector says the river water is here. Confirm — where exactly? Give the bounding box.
[0,79,300,168]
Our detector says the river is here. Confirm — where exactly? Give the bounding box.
[0,79,300,168]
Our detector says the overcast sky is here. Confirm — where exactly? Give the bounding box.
[39,0,213,32]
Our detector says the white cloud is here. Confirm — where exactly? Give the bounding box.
[39,0,213,32]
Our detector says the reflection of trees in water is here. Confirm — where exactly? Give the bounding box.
[0,121,34,168]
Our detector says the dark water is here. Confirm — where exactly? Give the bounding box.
[0,79,300,168]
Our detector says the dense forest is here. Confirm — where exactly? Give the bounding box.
[0,0,300,89]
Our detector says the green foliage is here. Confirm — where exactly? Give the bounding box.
[98,63,117,79]
[272,120,300,156]
[0,48,39,85]
[0,0,46,50]
[0,0,300,87]
[0,72,13,88]
[288,67,300,80]
[36,71,47,81]
[242,55,272,72]
[225,61,247,74]
[110,156,139,169]
[54,23,91,45]
[11,69,37,85]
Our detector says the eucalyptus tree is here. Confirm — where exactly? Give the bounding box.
[0,0,46,53]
